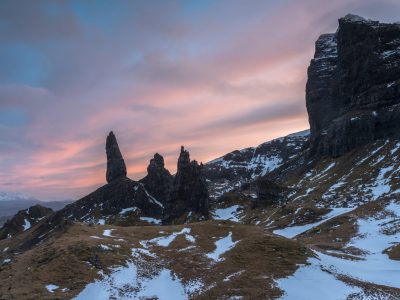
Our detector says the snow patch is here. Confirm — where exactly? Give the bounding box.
[103,229,115,237]
[99,244,111,251]
[206,232,239,262]
[22,219,31,231]
[150,228,195,247]
[140,217,162,225]
[119,207,137,215]
[46,284,59,293]
[369,166,394,200]
[214,205,241,222]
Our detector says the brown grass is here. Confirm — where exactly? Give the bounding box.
[0,221,310,300]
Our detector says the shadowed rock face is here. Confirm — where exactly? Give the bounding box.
[106,131,127,183]
[140,153,173,205]
[307,15,400,157]
[253,178,287,208]
[164,146,209,222]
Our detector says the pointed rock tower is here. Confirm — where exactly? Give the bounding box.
[106,131,127,183]
[140,153,173,205]
[164,146,209,223]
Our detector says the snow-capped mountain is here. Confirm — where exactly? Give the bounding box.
[0,191,37,202]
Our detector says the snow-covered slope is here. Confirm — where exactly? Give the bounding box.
[208,136,400,298]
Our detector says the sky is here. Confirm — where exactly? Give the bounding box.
[0,0,399,200]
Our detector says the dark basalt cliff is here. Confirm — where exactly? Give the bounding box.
[307,14,400,157]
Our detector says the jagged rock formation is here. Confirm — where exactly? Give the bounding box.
[140,153,173,205]
[307,14,400,157]
[106,131,127,183]
[23,132,165,235]
[6,135,212,248]
[164,146,209,222]
[0,205,53,240]
[56,132,163,225]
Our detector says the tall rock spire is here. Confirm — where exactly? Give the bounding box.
[164,146,209,223]
[106,131,127,183]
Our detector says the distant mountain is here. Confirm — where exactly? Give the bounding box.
[0,192,72,226]
[0,191,37,202]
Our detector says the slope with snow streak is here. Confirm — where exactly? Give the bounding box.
[276,199,400,299]
[286,139,400,208]
[273,207,354,238]
[315,201,400,289]
[276,257,361,300]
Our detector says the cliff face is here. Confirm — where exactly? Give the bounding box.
[307,14,400,157]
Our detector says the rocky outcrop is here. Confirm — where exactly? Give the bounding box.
[0,205,53,240]
[140,153,173,205]
[253,178,287,208]
[61,176,164,224]
[106,131,127,183]
[307,14,400,157]
[164,146,209,223]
